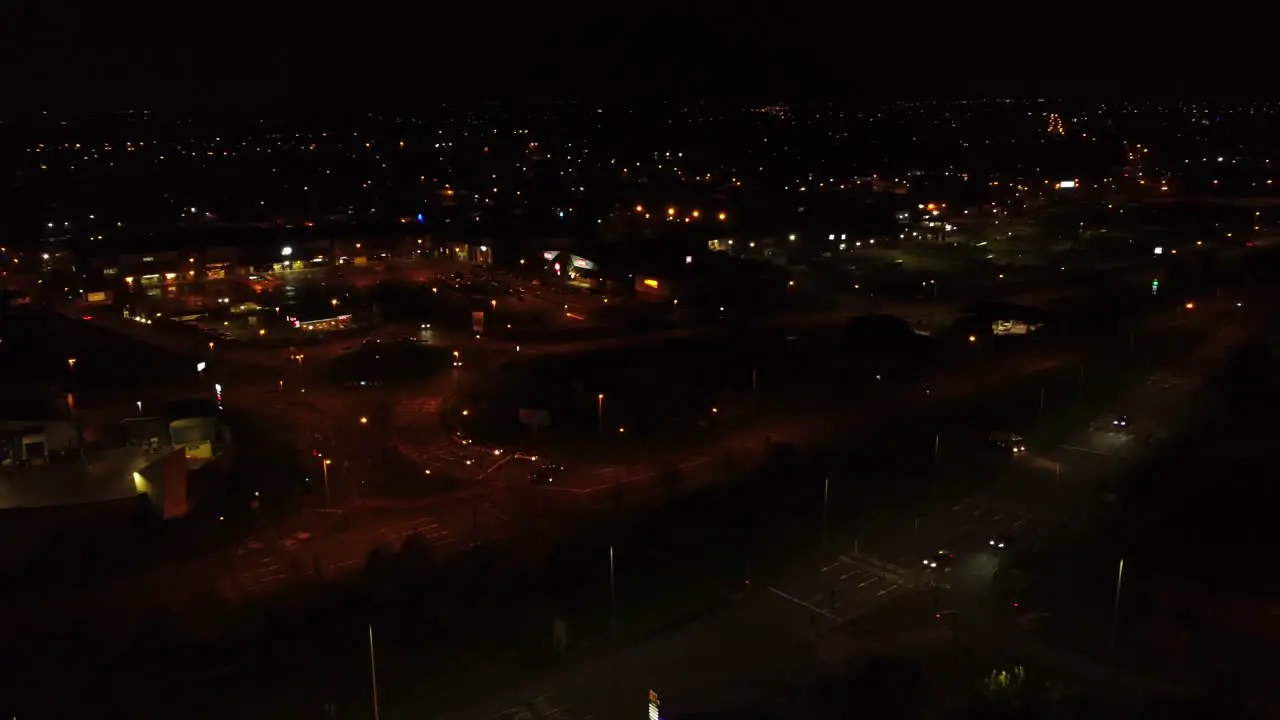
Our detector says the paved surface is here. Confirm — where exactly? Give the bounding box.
[441,314,1245,719]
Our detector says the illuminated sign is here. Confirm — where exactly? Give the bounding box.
[196,361,206,373]
[643,278,660,289]
[648,690,660,720]
[543,250,560,261]
[214,383,223,409]
[1057,180,1076,189]
[281,246,293,256]
[569,254,596,270]
[553,262,561,275]
[1153,246,1163,255]
[417,213,424,223]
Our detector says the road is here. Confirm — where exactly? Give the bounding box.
[442,312,1245,719]
[0,302,1168,640]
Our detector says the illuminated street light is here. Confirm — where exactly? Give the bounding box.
[67,357,77,369]
[359,416,368,425]
[322,458,332,506]
[717,212,727,221]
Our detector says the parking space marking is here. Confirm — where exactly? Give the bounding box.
[767,586,840,620]
[1058,444,1128,458]
[876,582,901,596]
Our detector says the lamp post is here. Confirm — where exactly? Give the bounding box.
[609,545,617,712]
[322,458,332,506]
[1112,557,1125,647]
[368,624,380,720]
[821,476,830,557]
[597,393,604,436]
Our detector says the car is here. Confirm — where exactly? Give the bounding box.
[1091,413,1130,432]
[922,550,954,570]
[988,431,1026,455]
[529,469,557,485]
[451,432,472,446]
[988,534,1014,550]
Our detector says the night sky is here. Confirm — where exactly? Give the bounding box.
[2,4,1255,111]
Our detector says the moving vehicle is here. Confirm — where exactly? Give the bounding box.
[529,466,560,485]
[1090,413,1130,432]
[922,550,954,570]
[989,431,1027,455]
[988,534,1014,550]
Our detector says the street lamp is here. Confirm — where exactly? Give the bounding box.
[597,393,604,436]
[331,298,338,310]
[359,416,368,425]
[322,458,332,506]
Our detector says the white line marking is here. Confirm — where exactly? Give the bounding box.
[1058,444,1126,457]
[767,586,839,620]
[876,582,901,596]
[857,577,879,587]
[821,561,844,572]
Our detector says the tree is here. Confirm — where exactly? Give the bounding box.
[843,656,924,718]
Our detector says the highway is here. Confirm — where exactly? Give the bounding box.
[447,308,1246,719]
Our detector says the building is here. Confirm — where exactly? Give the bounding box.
[0,419,80,466]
